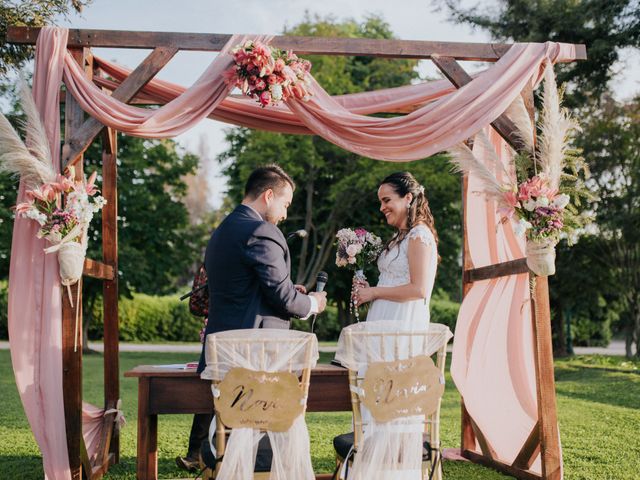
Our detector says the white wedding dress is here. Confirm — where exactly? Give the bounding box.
[365,224,437,329]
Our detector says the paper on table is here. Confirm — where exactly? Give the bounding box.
[151,362,199,369]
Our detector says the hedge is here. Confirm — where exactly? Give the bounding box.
[89,292,204,342]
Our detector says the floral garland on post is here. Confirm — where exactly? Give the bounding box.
[448,63,594,276]
[223,40,313,107]
[0,82,106,351]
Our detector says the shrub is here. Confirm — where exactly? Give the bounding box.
[89,292,203,342]
[430,293,460,331]
[291,304,342,341]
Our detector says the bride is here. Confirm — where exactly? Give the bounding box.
[353,171,439,329]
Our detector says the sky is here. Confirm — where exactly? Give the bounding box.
[55,0,640,208]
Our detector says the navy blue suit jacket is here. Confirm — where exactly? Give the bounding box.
[197,205,311,371]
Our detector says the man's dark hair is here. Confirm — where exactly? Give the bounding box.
[244,164,295,199]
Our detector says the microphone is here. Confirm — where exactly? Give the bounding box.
[311,271,328,334]
[287,229,308,241]
[316,271,328,292]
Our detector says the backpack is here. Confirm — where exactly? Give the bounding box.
[188,263,209,317]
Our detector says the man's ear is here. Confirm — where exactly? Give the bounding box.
[264,188,274,204]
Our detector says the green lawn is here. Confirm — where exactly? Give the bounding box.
[1,350,638,479]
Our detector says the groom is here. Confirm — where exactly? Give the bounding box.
[177,164,327,471]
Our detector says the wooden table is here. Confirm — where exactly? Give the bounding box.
[124,364,350,480]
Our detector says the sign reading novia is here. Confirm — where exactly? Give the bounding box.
[361,355,444,423]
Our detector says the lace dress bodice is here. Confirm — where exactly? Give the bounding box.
[366,224,437,328]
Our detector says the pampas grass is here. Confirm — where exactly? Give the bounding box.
[0,80,55,189]
[536,62,577,190]
[505,94,535,154]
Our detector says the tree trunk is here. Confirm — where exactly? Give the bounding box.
[82,293,98,354]
[551,304,568,357]
[296,176,315,284]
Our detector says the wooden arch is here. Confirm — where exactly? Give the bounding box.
[7,26,586,480]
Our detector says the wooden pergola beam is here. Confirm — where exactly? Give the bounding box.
[431,55,527,152]
[62,46,178,168]
[7,26,587,62]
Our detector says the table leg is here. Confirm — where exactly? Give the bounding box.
[137,378,158,480]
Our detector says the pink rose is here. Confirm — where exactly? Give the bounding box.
[254,79,266,91]
[274,58,286,72]
[259,91,272,106]
[267,74,279,85]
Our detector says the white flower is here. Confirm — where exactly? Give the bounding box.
[536,196,550,207]
[524,199,537,211]
[552,193,570,209]
[270,84,283,101]
[26,209,47,226]
[348,256,356,264]
[47,231,63,244]
[346,244,362,257]
[514,218,533,236]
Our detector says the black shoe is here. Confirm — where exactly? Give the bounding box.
[175,455,199,472]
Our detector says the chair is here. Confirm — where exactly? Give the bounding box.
[332,321,453,480]
[200,328,318,480]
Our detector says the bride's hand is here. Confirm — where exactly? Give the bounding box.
[353,286,376,307]
[352,277,370,289]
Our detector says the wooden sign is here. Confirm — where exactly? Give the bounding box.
[216,368,304,432]
[361,355,444,423]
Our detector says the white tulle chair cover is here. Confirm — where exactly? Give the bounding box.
[201,329,319,480]
[335,321,453,480]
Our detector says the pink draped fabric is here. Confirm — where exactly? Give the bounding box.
[450,127,543,473]
[61,36,576,160]
[8,27,70,480]
[82,403,105,463]
[8,27,577,478]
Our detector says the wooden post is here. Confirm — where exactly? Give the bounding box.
[460,173,476,454]
[102,127,120,464]
[530,276,562,479]
[62,46,91,480]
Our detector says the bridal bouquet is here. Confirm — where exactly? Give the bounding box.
[335,228,382,320]
[224,40,313,107]
[448,62,594,276]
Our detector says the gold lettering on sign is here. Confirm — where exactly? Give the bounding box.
[361,355,444,423]
[216,368,304,432]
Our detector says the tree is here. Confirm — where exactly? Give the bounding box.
[438,0,640,355]
[78,134,210,350]
[436,0,640,105]
[575,94,640,357]
[0,0,91,76]
[218,15,462,327]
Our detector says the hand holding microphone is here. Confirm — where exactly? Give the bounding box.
[309,271,328,313]
[309,271,328,333]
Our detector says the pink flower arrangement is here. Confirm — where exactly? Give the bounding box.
[224,40,313,107]
[15,166,106,245]
[335,227,382,270]
[499,174,570,241]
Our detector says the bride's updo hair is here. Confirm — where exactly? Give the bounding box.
[380,172,439,254]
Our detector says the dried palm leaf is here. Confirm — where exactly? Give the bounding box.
[448,141,505,202]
